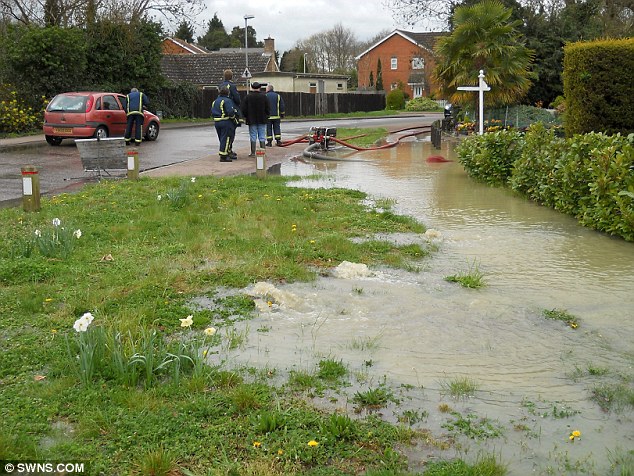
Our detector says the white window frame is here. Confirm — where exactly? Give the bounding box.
[412,57,424,70]
[391,57,398,70]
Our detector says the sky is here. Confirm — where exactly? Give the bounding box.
[184,0,440,53]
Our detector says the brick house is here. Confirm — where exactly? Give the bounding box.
[356,30,446,99]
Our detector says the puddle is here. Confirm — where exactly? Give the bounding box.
[206,136,634,474]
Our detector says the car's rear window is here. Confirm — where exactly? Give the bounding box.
[47,95,88,112]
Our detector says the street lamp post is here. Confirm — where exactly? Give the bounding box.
[303,53,308,74]
[244,14,254,87]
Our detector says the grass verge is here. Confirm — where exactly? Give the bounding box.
[0,174,434,474]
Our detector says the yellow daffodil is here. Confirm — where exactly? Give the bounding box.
[569,430,581,441]
[277,449,284,455]
[204,327,216,336]
[44,298,53,302]
[308,440,318,447]
[253,441,261,448]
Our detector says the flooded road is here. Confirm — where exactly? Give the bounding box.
[210,134,633,475]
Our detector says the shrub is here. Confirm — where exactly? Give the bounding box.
[456,129,525,185]
[405,97,443,112]
[509,123,565,206]
[0,84,46,134]
[385,89,405,110]
[458,125,634,241]
[563,38,634,136]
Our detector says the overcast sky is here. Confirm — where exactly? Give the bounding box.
[185,0,439,52]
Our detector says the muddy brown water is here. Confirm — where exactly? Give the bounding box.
[197,135,634,475]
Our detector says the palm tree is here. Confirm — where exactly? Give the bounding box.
[434,0,535,107]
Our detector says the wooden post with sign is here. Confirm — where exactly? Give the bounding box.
[21,165,41,212]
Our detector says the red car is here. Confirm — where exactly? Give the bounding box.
[43,92,160,146]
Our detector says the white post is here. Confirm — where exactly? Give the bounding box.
[478,70,485,135]
[457,69,491,135]
[303,53,307,74]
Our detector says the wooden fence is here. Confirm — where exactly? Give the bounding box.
[191,90,386,119]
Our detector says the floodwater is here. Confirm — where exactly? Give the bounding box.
[208,135,634,475]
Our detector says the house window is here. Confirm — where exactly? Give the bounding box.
[391,57,398,70]
[337,83,344,90]
[413,86,424,98]
[412,57,424,70]
[390,83,398,91]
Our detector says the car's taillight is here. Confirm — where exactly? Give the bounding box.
[85,96,94,112]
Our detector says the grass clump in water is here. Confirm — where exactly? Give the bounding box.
[543,308,579,329]
[423,453,508,475]
[444,259,485,288]
[439,376,479,398]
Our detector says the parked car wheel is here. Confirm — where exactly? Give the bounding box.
[145,121,159,141]
[94,125,109,139]
[45,136,63,146]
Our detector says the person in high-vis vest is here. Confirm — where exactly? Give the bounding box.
[124,87,149,146]
[265,84,285,146]
[211,86,239,162]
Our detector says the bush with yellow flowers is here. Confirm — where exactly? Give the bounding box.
[0,84,47,134]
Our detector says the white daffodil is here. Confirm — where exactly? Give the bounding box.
[73,314,92,333]
[34,229,42,237]
[81,312,94,325]
[204,327,216,336]
[73,229,82,239]
[157,194,162,201]
[52,218,61,227]
[191,177,196,183]
[179,315,193,327]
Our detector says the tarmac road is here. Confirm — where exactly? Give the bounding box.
[0,114,442,208]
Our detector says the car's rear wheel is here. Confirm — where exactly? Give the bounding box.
[45,136,63,146]
[145,121,159,141]
[94,126,109,139]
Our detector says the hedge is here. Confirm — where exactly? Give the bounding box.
[563,38,634,136]
[456,125,634,241]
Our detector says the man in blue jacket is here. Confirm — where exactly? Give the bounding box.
[124,87,149,146]
[211,86,239,162]
[265,84,285,147]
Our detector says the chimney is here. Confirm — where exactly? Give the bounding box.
[264,37,275,55]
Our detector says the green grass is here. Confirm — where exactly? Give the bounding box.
[0,174,430,474]
[444,259,486,289]
[543,308,579,329]
[423,453,508,475]
[439,376,479,398]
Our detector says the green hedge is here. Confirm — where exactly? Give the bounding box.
[456,126,634,241]
[563,38,634,136]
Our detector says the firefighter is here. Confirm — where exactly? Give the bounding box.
[265,84,285,146]
[211,86,239,162]
[218,69,241,159]
[124,87,149,146]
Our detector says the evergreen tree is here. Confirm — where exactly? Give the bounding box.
[174,20,194,43]
[197,14,230,50]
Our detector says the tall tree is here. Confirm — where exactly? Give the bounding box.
[434,0,534,106]
[229,24,261,48]
[197,13,230,50]
[174,19,194,42]
[376,58,384,90]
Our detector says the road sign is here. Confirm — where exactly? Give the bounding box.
[242,68,252,79]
